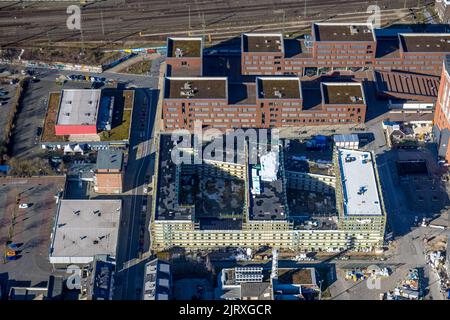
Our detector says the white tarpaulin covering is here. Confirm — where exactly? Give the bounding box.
[260,151,278,182]
[63,144,74,154]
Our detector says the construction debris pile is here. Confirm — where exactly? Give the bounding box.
[344,266,390,282]
[426,250,449,299]
[384,268,422,300]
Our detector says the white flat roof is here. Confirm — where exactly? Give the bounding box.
[50,199,121,264]
[57,89,101,126]
[337,149,382,216]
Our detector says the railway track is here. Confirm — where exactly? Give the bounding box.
[0,0,431,48]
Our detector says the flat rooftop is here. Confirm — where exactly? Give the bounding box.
[314,23,375,42]
[249,147,288,221]
[96,148,123,171]
[337,149,382,216]
[258,78,301,99]
[400,34,450,53]
[322,83,365,105]
[242,34,283,53]
[155,134,194,221]
[164,77,227,99]
[43,89,134,143]
[56,89,101,126]
[167,37,202,58]
[50,199,121,262]
[375,71,440,101]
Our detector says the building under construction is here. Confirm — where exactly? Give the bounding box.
[150,133,386,252]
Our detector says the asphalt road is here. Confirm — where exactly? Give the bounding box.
[113,59,161,299]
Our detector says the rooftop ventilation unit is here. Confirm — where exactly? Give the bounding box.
[180,81,196,98]
[350,26,359,35]
[175,48,183,58]
[274,90,283,98]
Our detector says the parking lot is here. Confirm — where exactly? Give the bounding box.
[0,81,19,148]
[9,75,112,161]
[9,78,58,160]
[0,177,65,285]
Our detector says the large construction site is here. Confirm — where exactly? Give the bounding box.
[150,132,386,253]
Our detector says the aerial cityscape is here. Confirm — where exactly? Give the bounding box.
[0,0,450,308]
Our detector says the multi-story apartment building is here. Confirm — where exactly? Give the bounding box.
[150,134,386,252]
[162,76,367,131]
[166,37,203,76]
[242,23,450,76]
[433,55,450,162]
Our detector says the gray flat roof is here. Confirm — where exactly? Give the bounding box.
[50,199,121,262]
[322,82,365,105]
[164,77,227,99]
[257,77,302,99]
[337,149,382,216]
[314,23,375,42]
[155,134,194,221]
[249,146,288,221]
[167,37,202,58]
[96,149,123,171]
[400,34,450,53]
[242,33,283,53]
[57,89,101,126]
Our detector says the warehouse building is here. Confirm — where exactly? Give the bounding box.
[41,89,134,150]
[55,89,102,136]
[49,199,122,265]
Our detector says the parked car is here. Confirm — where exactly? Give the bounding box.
[18,203,29,209]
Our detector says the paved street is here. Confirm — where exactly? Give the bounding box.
[113,58,162,300]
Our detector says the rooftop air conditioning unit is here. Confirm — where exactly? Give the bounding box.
[175,48,183,58]
[274,90,283,98]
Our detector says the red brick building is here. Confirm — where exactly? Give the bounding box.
[166,37,203,76]
[241,23,450,76]
[433,55,450,163]
[162,76,366,131]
